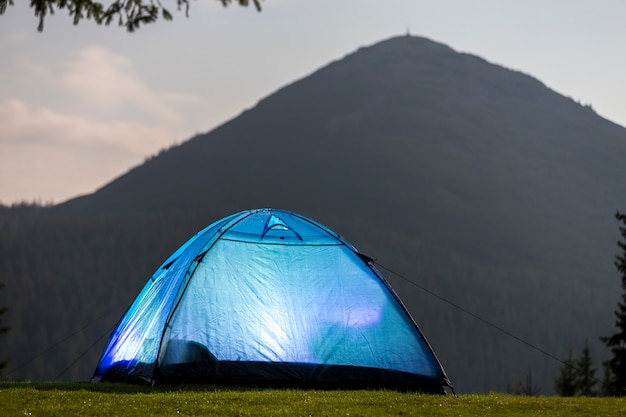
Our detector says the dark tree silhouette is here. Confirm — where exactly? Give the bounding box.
[554,349,578,396]
[0,0,262,32]
[576,340,598,396]
[0,283,10,373]
[554,341,598,396]
[601,211,626,396]
[510,368,540,396]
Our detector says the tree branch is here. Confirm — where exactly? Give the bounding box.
[0,0,263,32]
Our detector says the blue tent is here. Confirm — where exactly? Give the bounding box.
[93,208,452,392]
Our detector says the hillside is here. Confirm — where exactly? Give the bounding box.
[1,35,626,393]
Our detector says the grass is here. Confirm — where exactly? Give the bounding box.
[0,381,623,416]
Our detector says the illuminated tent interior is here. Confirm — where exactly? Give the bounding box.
[93,208,452,392]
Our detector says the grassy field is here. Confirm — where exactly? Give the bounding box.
[0,382,623,416]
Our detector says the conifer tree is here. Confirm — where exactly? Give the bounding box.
[601,362,616,396]
[601,211,626,396]
[554,349,578,396]
[0,282,10,373]
[576,340,597,396]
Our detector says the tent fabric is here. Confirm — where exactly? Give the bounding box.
[93,208,452,392]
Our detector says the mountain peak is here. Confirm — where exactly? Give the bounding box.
[325,34,459,76]
[362,34,456,55]
[57,33,624,216]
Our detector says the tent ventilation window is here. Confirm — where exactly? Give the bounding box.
[262,214,302,241]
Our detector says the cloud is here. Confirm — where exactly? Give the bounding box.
[0,98,178,204]
[0,46,219,204]
[59,46,181,124]
[2,98,175,151]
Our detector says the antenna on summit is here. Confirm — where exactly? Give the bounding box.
[406,26,411,36]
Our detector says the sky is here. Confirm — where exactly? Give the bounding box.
[1,0,625,205]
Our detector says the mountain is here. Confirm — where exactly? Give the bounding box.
[2,35,625,393]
